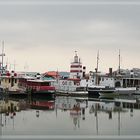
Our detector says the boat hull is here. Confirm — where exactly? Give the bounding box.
[55,90,88,97]
[31,90,55,95]
[88,87,115,97]
[115,87,136,95]
[99,92,119,97]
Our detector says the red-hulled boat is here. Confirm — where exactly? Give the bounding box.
[26,79,55,94]
[18,74,56,95]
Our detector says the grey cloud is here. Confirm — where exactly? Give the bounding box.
[0,0,140,71]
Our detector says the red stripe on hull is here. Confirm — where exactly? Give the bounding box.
[39,86,55,91]
[70,65,82,68]
[70,70,82,72]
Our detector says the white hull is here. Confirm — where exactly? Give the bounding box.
[99,92,119,96]
[54,79,88,96]
[115,87,136,95]
[56,90,88,96]
[134,90,140,94]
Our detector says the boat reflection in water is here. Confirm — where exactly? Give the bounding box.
[89,95,140,135]
[0,96,55,133]
[0,95,140,136]
[55,96,88,129]
[30,97,55,111]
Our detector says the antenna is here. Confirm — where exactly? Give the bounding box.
[13,60,16,71]
[96,50,99,73]
[95,50,99,85]
[9,63,11,70]
[6,57,8,67]
[2,41,4,71]
[56,68,59,79]
[118,49,121,74]
[24,62,28,71]
[79,58,80,63]
[75,50,77,56]
[10,60,17,71]
[1,41,6,73]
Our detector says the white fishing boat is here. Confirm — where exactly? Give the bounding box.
[99,87,137,96]
[54,51,88,96]
[55,79,88,96]
[88,50,140,97]
[88,51,115,97]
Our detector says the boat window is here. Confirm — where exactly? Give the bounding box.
[41,82,50,86]
[69,81,71,85]
[15,79,17,83]
[11,78,14,87]
[74,82,76,85]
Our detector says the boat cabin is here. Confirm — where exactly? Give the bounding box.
[0,71,20,93]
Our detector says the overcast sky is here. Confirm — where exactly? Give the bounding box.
[0,0,140,73]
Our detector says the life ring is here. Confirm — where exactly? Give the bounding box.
[62,81,65,85]
[62,81,66,85]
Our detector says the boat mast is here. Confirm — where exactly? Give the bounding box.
[118,49,121,74]
[95,51,99,85]
[96,50,99,73]
[1,41,5,74]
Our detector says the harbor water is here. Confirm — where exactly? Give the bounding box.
[0,94,140,136]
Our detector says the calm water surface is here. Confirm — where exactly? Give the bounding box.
[0,94,140,136]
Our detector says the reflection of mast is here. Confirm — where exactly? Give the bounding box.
[4,113,6,127]
[118,108,120,135]
[95,104,98,135]
[55,104,58,117]
[78,118,80,128]
[96,112,98,135]
[0,113,2,136]
[12,115,15,130]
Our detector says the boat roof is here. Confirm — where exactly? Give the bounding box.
[21,75,36,79]
[27,79,55,82]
